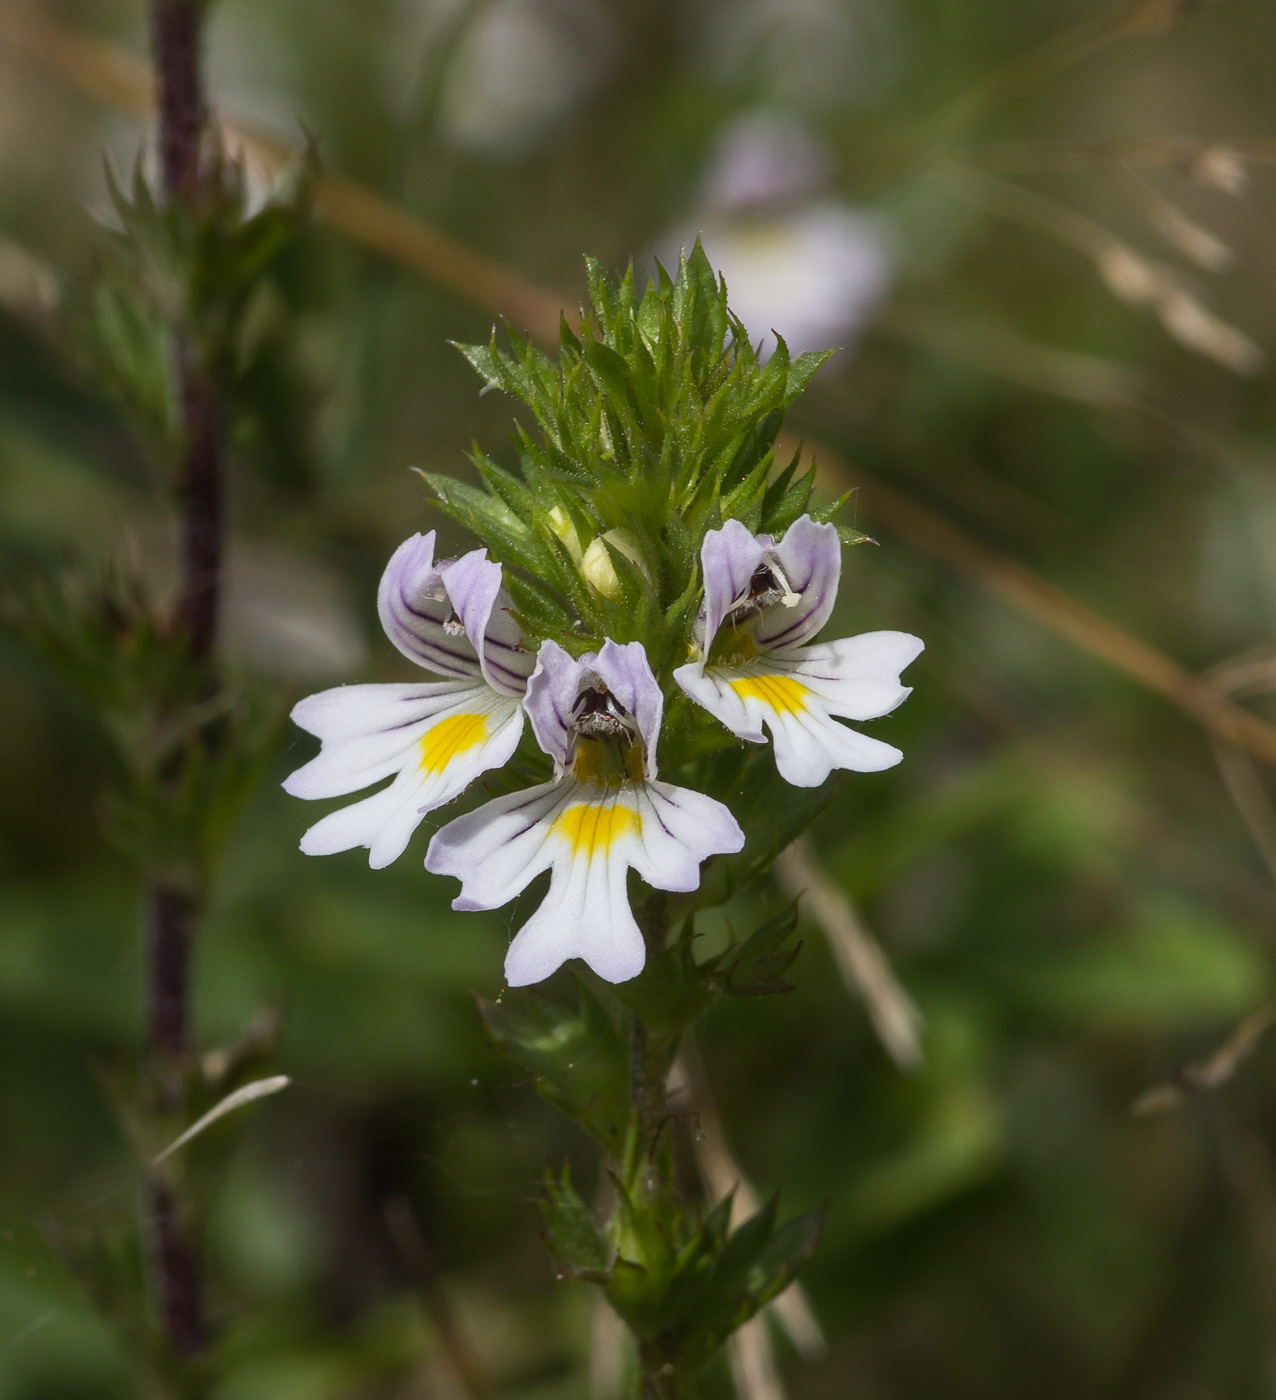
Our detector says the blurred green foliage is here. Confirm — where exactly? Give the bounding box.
[4,0,1276,1396]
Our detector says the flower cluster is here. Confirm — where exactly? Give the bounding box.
[285,515,921,987]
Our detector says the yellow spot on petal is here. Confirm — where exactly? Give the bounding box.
[552,802,641,858]
[730,673,808,715]
[419,712,489,776]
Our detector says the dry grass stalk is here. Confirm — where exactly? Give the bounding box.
[384,1198,495,1400]
[1146,196,1232,272]
[774,839,924,1071]
[776,428,1276,770]
[959,172,1261,375]
[1132,1001,1276,1114]
[0,236,59,318]
[1206,648,1276,884]
[728,1317,787,1400]
[671,1050,828,1367]
[970,137,1266,179]
[589,1291,628,1399]
[12,5,1276,771]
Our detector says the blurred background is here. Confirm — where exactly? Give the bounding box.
[4,0,1276,1396]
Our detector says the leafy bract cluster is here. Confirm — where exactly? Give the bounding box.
[482,918,822,1390]
[76,153,313,465]
[430,245,839,679]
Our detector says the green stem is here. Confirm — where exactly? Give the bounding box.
[627,892,682,1399]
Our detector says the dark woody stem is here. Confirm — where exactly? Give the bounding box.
[145,0,218,1363]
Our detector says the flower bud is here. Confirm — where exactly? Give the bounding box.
[581,530,648,601]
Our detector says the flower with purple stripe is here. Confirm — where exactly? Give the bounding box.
[283,532,534,868]
[674,515,923,787]
[426,639,744,987]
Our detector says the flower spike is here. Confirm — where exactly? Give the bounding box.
[426,639,744,987]
[675,515,924,787]
[283,532,533,868]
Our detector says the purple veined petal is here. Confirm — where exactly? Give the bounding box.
[525,639,664,778]
[675,656,904,786]
[700,518,770,656]
[502,788,648,986]
[786,632,924,721]
[765,703,902,786]
[377,532,482,680]
[523,640,581,775]
[288,683,525,868]
[438,548,535,698]
[591,639,663,778]
[426,779,571,910]
[751,515,841,652]
[428,774,742,986]
[673,660,767,744]
[284,679,495,799]
[628,781,745,892]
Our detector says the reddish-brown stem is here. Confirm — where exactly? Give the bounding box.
[175,341,223,665]
[147,1178,206,1358]
[144,0,218,1363]
[151,0,205,202]
[147,883,196,1061]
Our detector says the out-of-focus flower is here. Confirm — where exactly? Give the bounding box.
[433,0,613,155]
[426,640,744,986]
[675,516,922,787]
[699,0,902,111]
[283,532,532,868]
[657,111,892,358]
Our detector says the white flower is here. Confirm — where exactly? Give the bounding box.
[282,532,533,868]
[426,639,744,987]
[674,515,923,787]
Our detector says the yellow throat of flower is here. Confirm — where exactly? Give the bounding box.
[708,625,758,668]
[552,802,641,858]
[571,736,645,786]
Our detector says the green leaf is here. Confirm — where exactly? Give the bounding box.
[541,1168,613,1282]
[477,980,630,1154]
[687,751,843,910]
[716,902,803,997]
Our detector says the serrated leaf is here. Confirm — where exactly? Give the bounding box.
[478,982,629,1153]
[542,1167,613,1282]
[717,902,802,997]
[688,751,843,910]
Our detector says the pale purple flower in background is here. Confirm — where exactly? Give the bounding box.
[427,639,744,987]
[655,111,892,359]
[674,516,923,787]
[283,532,533,868]
[429,0,614,155]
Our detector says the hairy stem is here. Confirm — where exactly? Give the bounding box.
[146,1177,205,1359]
[174,341,224,665]
[152,0,206,203]
[145,0,218,1363]
[147,883,196,1061]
